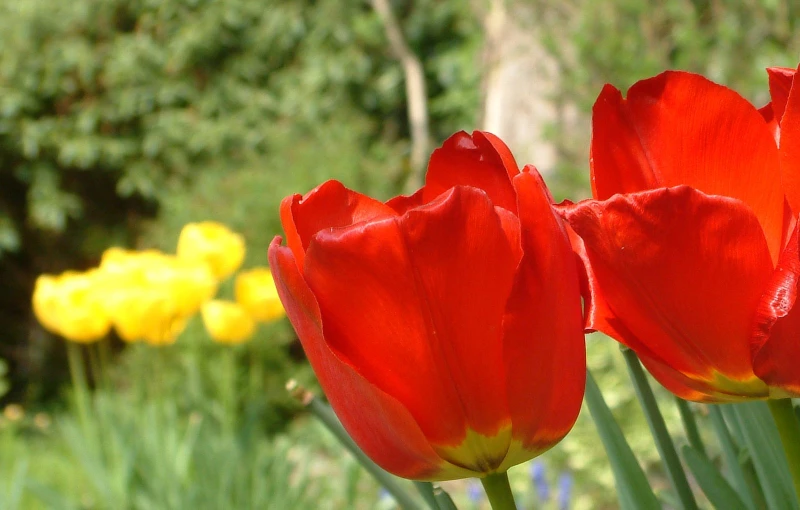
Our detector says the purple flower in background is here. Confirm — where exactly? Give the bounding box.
[467,480,483,503]
[557,471,573,510]
[529,460,550,502]
[378,488,391,501]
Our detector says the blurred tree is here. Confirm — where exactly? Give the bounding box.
[525,0,800,199]
[0,0,481,401]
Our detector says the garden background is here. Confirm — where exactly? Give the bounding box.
[1,1,799,508]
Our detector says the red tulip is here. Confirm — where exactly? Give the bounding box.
[561,65,800,402]
[269,131,585,480]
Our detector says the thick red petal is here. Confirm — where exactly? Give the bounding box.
[503,169,585,449]
[752,222,800,395]
[563,186,774,384]
[423,131,519,213]
[279,180,397,267]
[268,237,470,480]
[591,72,784,261]
[303,186,521,468]
[767,66,796,123]
[386,187,425,215]
[780,64,800,216]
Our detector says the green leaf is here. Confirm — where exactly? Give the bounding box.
[413,482,441,510]
[682,445,748,510]
[432,486,458,510]
[708,406,757,510]
[585,370,661,509]
[622,349,697,509]
[730,402,799,510]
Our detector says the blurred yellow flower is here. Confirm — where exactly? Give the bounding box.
[97,248,211,345]
[3,403,24,422]
[201,300,255,344]
[176,222,245,280]
[32,274,62,333]
[235,267,285,323]
[31,270,110,343]
[100,284,188,345]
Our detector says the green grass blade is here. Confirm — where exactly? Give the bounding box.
[682,445,748,510]
[585,369,661,509]
[707,406,756,510]
[731,402,799,510]
[622,349,698,509]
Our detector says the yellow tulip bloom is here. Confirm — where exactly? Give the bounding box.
[234,267,285,323]
[201,300,255,344]
[32,274,62,334]
[97,248,211,344]
[176,222,245,280]
[31,270,110,343]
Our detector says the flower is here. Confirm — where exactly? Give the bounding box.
[530,460,550,502]
[96,248,216,345]
[201,300,256,344]
[560,65,800,402]
[234,267,285,322]
[32,270,111,343]
[269,131,585,480]
[176,222,245,280]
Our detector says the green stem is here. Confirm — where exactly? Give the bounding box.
[412,482,441,510]
[676,397,706,458]
[622,348,698,510]
[294,386,420,510]
[708,406,756,510]
[767,398,800,500]
[480,472,517,510]
[432,486,458,510]
[66,343,91,435]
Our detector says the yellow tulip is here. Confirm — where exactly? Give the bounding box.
[97,248,209,344]
[201,300,255,344]
[31,270,110,343]
[234,267,285,323]
[32,274,62,334]
[155,258,217,316]
[176,222,245,280]
[100,283,187,345]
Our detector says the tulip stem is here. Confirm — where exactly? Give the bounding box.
[707,406,757,509]
[480,472,517,510]
[675,397,706,458]
[621,348,698,510]
[286,381,422,510]
[767,398,800,500]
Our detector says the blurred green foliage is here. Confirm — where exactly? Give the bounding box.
[0,359,8,399]
[1,0,480,398]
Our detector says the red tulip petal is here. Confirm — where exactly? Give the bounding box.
[563,186,774,386]
[759,103,780,145]
[386,187,425,215]
[303,186,521,469]
[423,131,519,212]
[752,223,800,396]
[502,169,585,451]
[590,84,661,197]
[268,238,473,480]
[591,72,784,261]
[780,64,800,216]
[767,66,796,123]
[279,180,397,267]
[638,352,751,403]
